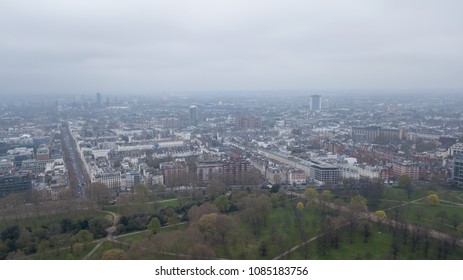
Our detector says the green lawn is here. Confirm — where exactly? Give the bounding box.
[212,202,332,260]
[102,198,186,216]
[388,202,463,233]
[117,223,187,243]
[289,224,463,260]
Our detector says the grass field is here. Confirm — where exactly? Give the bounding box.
[102,198,185,216]
[117,223,187,244]
[388,202,463,234]
[289,224,463,260]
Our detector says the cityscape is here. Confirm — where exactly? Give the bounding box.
[1,0,463,263]
[1,91,463,259]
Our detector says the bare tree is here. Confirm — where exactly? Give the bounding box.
[86,182,112,206]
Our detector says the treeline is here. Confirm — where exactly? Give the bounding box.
[0,216,110,259]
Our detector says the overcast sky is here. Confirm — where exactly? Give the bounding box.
[1,0,462,95]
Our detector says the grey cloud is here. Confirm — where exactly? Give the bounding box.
[1,0,462,95]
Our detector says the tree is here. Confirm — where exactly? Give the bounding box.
[188,243,215,260]
[238,194,272,235]
[360,180,384,208]
[375,210,387,219]
[73,230,93,243]
[206,179,226,201]
[362,221,371,243]
[214,195,230,213]
[451,214,461,230]
[426,194,439,206]
[147,217,161,235]
[165,206,179,225]
[133,184,150,202]
[295,202,306,240]
[413,205,426,221]
[349,195,368,212]
[15,230,34,255]
[304,187,318,207]
[88,217,111,239]
[177,190,191,208]
[86,182,112,206]
[73,243,84,254]
[345,195,368,243]
[434,210,448,230]
[276,190,288,207]
[102,249,125,260]
[0,240,7,260]
[270,184,280,193]
[198,213,218,242]
[375,210,387,230]
[319,190,332,215]
[215,214,237,245]
[188,202,218,224]
[457,223,463,236]
[398,175,413,200]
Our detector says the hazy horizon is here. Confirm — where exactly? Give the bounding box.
[1,0,463,96]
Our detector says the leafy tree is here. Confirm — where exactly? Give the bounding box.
[147,217,161,235]
[73,230,94,243]
[102,249,125,260]
[15,230,35,255]
[88,218,111,239]
[1,225,21,242]
[60,218,75,233]
[375,210,387,229]
[304,187,318,207]
[198,213,218,242]
[426,194,439,206]
[270,184,280,193]
[1,225,20,252]
[214,195,230,213]
[188,202,219,224]
[375,210,387,219]
[296,201,304,210]
[119,216,129,227]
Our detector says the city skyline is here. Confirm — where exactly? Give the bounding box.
[1,0,463,95]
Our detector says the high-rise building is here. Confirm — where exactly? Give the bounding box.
[310,95,322,111]
[96,92,101,107]
[189,105,198,125]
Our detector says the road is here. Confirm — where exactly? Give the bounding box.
[60,122,87,197]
